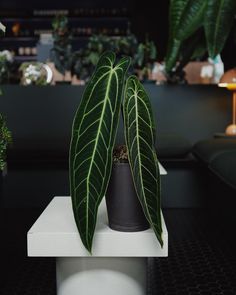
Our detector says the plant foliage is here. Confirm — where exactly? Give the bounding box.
[165,0,236,81]
[123,76,163,246]
[0,115,12,171]
[70,51,163,253]
[69,51,130,252]
[204,0,236,58]
[50,15,73,76]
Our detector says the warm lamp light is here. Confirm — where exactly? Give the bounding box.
[218,68,236,135]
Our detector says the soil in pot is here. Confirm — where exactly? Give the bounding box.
[106,162,150,232]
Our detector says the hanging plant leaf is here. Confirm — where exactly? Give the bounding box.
[165,0,206,73]
[204,0,236,58]
[123,75,163,247]
[69,51,130,253]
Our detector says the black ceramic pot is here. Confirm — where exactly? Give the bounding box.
[106,162,149,231]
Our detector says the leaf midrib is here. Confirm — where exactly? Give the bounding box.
[85,68,114,246]
[133,81,153,227]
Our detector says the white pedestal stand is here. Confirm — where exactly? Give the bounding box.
[27,165,168,295]
[57,257,147,295]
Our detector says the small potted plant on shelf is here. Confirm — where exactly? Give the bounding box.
[69,51,163,254]
[0,50,14,84]
[134,37,157,82]
[50,15,73,84]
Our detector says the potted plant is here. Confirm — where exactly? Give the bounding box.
[0,50,14,84]
[19,62,50,85]
[134,37,157,82]
[106,145,149,231]
[69,51,163,253]
[164,0,236,83]
[50,15,73,84]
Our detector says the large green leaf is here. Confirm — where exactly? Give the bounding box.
[123,76,163,247]
[204,0,236,58]
[165,0,206,73]
[70,51,130,253]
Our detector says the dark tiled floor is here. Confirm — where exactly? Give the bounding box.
[150,210,236,295]
[1,208,236,295]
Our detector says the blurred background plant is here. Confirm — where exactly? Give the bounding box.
[19,62,50,85]
[164,0,236,84]
[0,50,14,84]
[71,32,158,83]
[0,22,12,171]
[71,33,138,82]
[50,15,73,79]
[135,36,157,81]
[0,114,12,171]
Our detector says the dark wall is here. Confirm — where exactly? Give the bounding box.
[0,84,231,149]
[0,84,232,209]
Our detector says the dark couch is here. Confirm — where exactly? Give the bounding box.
[193,138,236,190]
[193,138,236,222]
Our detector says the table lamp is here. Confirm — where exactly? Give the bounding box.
[218,68,236,135]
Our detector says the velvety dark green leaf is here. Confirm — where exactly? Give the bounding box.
[165,0,206,73]
[165,38,181,73]
[175,0,206,41]
[205,0,236,58]
[69,51,130,253]
[124,76,163,247]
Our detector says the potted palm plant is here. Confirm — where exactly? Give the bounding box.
[69,51,163,253]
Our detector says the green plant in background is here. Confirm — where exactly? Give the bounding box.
[0,22,12,170]
[165,0,236,83]
[72,33,139,82]
[0,50,13,84]
[135,37,157,80]
[0,114,12,171]
[69,51,162,253]
[71,34,112,82]
[50,15,73,78]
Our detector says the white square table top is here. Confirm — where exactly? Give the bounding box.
[28,197,168,257]
[27,163,168,257]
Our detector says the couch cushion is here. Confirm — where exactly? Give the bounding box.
[209,150,236,190]
[193,139,236,164]
[156,134,192,158]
